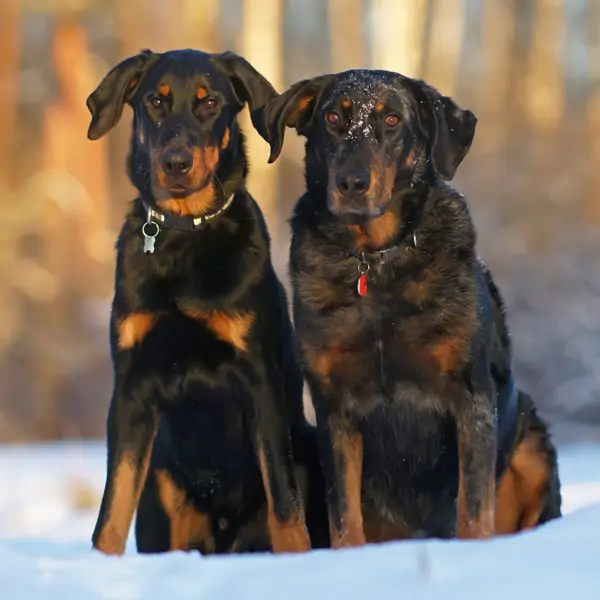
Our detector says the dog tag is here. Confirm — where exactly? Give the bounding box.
[357,273,368,297]
[143,235,156,254]
[357,254,370,297]
[142,221,160,254]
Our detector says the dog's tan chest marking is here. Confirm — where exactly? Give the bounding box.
[182,309,255,352]
[117,312,161,349]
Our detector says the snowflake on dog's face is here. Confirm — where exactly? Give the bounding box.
[324,70,415,145]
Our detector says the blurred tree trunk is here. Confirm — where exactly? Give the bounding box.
[329,0,367,71]
[589,0,600,121]
[0,0,20,351]
[422,0,464,96]
[587,0,600,221]
[370,0,427,77]
[115,0,144,56]
[523,0,565,132]
[33,20,113,438]
[110,0,145,231]
[476,0,516,155]
[239,0,283,267]
[0,0,19,190]
[138,0,221,52]
[177,0,221,51]
[280,1,328,247]
[45,20,112,296]
[563,0,591,110]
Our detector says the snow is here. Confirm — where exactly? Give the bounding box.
[1,441,600,599]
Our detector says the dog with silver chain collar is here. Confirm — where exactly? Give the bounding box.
[86,49,329,556]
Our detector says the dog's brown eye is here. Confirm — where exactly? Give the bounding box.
[385,114,400,128]
[204,98,218,110]
[150,96,163,109]
[326,111,340,125]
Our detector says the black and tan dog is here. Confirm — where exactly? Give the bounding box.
[256,70,561,547]
[86,49,328,556]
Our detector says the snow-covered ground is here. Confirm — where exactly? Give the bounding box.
[0,441,599,599]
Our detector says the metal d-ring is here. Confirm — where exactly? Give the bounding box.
[142,221,160,239]
[141,220,160,254]
[357,252,370,274]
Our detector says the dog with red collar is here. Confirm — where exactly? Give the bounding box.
[256,68,561,546]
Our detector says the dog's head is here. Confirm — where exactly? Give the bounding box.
[87,49,276,215]
[256,69,476,222]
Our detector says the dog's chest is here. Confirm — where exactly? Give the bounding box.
[327,296,453,398]
[298,244,473,402]
[358,264,473,384]
[359,401,459,532]
[122,221,261,310]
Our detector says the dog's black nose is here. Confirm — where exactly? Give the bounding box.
[336,170,370,195]
[160,148,193,175]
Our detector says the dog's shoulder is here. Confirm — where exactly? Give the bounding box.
[424,182,475,251]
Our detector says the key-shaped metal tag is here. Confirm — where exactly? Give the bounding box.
[142,221,160,254]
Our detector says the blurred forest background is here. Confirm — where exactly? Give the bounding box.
[0,0,598,443]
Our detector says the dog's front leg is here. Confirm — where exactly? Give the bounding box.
[311,388,366,549]
[92,361,158,555]
[250,366,311,554]
[453,369,497,539]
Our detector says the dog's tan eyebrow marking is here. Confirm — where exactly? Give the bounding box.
[341,98,352,109]
[196,86,208,100]
[374,101,385,112]
[158,83,170,96]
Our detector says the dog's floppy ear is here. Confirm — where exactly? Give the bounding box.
[254,75,335,163]
[211,51,278,134]
[406,78,477,181]
[86,50,157,141]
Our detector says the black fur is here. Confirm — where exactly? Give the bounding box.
[87,49,328,555]
[257,69,561,545]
